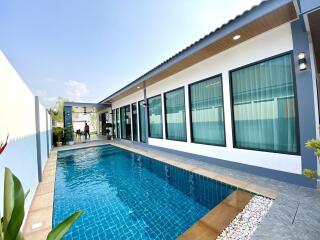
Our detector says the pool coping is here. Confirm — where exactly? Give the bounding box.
[22,141,277,239]
[111,142,277,199]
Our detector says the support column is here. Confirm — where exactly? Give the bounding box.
[63,106,73,142]
[291,18,318,177]
[35,96,42,182]
[45,110,50,158]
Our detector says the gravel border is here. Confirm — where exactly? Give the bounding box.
[217,195,273,240]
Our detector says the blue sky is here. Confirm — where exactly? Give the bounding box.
[0,0,262,107]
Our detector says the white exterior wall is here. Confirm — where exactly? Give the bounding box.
[0,50,52,216]
[112,23,302,174]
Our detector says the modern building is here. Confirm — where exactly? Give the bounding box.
[94,0,320,187]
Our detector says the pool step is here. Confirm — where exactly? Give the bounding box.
[177,190,253,240]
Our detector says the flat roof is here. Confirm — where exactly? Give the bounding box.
[100,0,297,103]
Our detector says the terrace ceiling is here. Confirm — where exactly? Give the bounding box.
[101,1,297,103]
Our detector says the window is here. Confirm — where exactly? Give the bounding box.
[189,75,225,145]
[120,105,131,140]
[230,53,298,154]
[139,100,146,142]
[148,95,163,138]
[112,109,116,137]
[116,108,120,138]
[132,103,138,141]
[164,87,187,141]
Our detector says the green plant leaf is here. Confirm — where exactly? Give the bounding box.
[4,169,25,240]
[16,231,24,240]
[24,189,30,200]
[47,211,83,240]
[3,168,14,230]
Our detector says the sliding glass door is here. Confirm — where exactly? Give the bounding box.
[132,103,138,141]
[139,100,146,143]
[230,53,298,153]
[112,109,116,138]
[120,105,131,140]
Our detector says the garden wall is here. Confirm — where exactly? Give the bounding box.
[0,50,52,215]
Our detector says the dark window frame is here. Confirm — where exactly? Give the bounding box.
[163,86,187,142]
[138,99,147,143]
[229,51,300,155]
[188,73,226,147]
[131,102,138,141]
[147,94,163,139]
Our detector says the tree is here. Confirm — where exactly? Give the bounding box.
[52,98,69,124]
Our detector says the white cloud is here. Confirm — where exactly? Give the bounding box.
[64,80,89,102]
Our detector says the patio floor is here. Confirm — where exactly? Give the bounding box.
[24,139,320,240]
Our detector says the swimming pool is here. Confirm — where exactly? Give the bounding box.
[53,145,235,239]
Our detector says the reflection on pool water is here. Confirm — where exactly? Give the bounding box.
[53,145,235,240]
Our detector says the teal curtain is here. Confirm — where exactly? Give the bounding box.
[231,53,298,153]
[139,101,146,142]
[132,103,138,141]
[120,107,126,139]
[190,75,225,145]
[165,88,186,141]
[148,95,163,138]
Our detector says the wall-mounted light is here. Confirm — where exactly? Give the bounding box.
[233,34,241,40]
[298,52,307,71]
[137,86,141,89]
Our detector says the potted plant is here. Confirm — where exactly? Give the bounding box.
[106,122,113,140]
[53,127,64,147]
[64,123,74,145]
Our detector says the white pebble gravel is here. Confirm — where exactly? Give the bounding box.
[216,195,273,240]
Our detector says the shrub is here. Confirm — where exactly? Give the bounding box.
[53,127,64,144]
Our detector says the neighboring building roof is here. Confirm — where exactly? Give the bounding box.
[100,0,297,103]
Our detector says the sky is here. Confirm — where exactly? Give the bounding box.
[0,0,262,108]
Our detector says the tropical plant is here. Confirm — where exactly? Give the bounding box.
[51,98,69,124]
[0,135,83,239]
[0,134,9,154]
[53,127,64,145]
[64,123,74,142]
[304,138,320,179]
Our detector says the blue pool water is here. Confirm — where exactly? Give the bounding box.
[53,145,235,239]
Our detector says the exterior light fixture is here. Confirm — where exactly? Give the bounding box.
[137,86,141,89]
[233,34,241,40]
[298,52,307,71]
[142,101,147,107]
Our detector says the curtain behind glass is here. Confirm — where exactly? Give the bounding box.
[139,101,146,142]
[190,75,225,145]
[165,88,187,141]
[125,105,131,140]
[132,103,138,141]
[112,110,116,137]
[116,109,120,138]
[120,107,126,139]
[231,53,298,153]
[148,95,163,138]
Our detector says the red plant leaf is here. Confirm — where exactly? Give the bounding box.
[0,134,9,154]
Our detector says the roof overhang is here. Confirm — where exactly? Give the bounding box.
[64,102,111,112]
[100,0,298,103]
